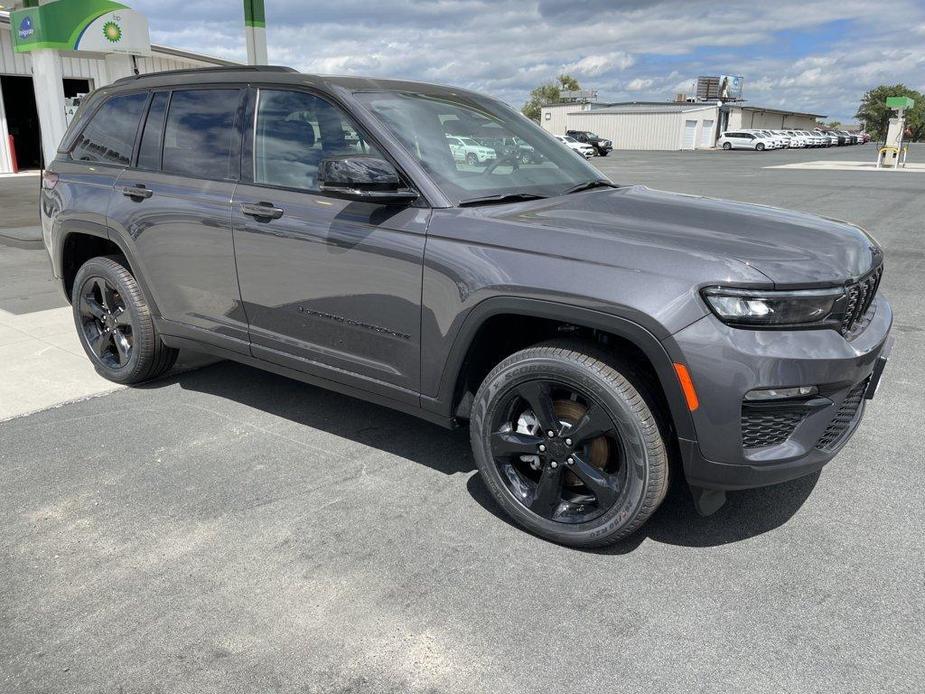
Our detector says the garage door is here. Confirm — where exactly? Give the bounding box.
[682,120,697,150]
[700,119,714,147]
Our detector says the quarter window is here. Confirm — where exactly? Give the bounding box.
[253,89,381,192]
[162,89,242,179]
[70,92,148,165]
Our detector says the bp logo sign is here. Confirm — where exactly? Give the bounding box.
[103,20,123,43]
[18,16,34,40]
[9,2,150,56]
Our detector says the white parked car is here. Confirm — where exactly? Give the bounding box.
[814,130,838,147]
[445,135,497,165]
[717,131,775,151]
[782,130,808,148]
[556,135,594,158]
[751,129,786,148]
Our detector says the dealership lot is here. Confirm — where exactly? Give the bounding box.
[1,145,922,692]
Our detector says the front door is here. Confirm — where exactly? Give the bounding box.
[232,88,427,401]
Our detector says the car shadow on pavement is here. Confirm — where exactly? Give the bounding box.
[152,359,819,551]
[468,470,820,554]
[154,359,475,476]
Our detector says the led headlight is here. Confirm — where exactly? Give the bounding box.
[701,286,846,328]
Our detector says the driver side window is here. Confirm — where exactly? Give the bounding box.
[253,89,382,192]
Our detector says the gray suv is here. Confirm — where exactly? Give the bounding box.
[41,67,892,547]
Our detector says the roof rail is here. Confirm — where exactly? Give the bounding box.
[112,65,297,86]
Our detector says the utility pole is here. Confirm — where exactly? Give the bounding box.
[243,0,267,65]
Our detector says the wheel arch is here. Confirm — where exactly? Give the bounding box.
[427,297,696,442]
[59,226,161,316]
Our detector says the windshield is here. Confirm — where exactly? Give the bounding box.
[354,89,601,204]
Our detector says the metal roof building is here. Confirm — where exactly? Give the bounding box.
[541,100,826,151]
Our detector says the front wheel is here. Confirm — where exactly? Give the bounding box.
[469,341,669,548]
[72,256,177,384]
[466,152,478,166]
[722,142,732,150]
[755,143,765,151]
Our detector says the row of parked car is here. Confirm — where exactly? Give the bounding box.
[718,128,870,151]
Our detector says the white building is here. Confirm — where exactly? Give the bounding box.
[541,101,825,151]
[0,9,236,173]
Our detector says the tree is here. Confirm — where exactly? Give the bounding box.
[521,74,581,122]
[855,84,925,141]
[825,120,842,129]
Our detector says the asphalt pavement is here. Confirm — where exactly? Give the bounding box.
[1,146,922,693]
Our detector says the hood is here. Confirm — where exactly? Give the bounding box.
[489,185,879,285]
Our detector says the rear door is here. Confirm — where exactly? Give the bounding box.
[231,87,428,400]
[107,87,249,351]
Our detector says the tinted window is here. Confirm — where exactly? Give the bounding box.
[137,92,169,170]
[70,92,147,165]
[356,90,596,203]
[162,89,241,179]
[253,89,382,192]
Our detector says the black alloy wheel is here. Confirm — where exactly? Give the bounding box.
[466,152,478,166]
[488,378,628,525]
[470,341,669,547]
[78,275,134,369]
[71,255,177,384]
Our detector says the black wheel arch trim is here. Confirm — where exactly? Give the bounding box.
[56,223,162,317]
[422,296,697,442]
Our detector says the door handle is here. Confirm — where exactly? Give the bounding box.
[121,184,153,200]
[241,202,284,220]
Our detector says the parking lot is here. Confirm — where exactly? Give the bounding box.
[1,144,922,693]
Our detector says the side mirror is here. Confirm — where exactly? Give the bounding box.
[318,156,418,204]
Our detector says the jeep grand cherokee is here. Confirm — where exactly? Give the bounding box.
[41,67,892,547]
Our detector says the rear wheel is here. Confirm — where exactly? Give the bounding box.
[469,341,669,548]
[72,256,177,384]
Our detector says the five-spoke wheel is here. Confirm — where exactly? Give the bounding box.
[470,341,669,547]
[71,255,177,384]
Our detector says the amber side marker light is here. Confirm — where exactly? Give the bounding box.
[673,363,700,412]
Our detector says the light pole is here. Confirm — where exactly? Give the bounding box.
[243,0,267,65]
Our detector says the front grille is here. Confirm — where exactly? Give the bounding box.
[841,265,883,335]
[816,380,869,451]
[741,408,805,449]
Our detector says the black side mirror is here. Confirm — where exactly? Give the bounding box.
[318,156,418,204]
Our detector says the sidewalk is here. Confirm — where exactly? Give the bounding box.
[0,305,123,421]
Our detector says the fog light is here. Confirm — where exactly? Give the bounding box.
[744,386,818,401]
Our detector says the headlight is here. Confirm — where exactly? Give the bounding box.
[701,286,846,329]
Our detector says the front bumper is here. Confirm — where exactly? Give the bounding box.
[669,296,893,490]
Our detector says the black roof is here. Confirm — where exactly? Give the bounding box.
[108,65,479,98]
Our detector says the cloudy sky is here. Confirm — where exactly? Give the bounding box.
[133,0,925,123]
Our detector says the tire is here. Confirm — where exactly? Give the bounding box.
[72,255,178,385]
[469,340,669,548]
[466,153,478,166]
[520,152,531,165]
[722,142,732,150]
[756,143,765,151]
[597,149,608,157]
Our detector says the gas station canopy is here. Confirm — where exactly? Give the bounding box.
[10,0,150,56]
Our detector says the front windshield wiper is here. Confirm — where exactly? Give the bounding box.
[458,193,548,207]
[562,179,620,195]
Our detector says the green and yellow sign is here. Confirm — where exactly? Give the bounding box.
[10,0,150,55]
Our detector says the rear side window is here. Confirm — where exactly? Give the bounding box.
[162,89,242,179]
[70,92,148,165]
[137,92,169,170]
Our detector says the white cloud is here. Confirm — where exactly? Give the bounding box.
[135,0,925,123]
[625,78,654,91]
